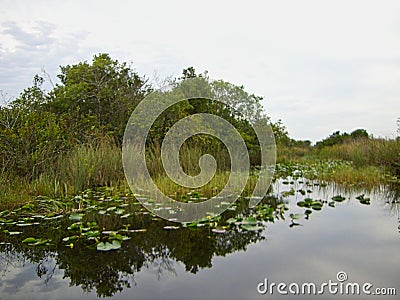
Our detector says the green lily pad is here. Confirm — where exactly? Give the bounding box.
[69,213,84,221]
[332,195,346,202]
[289,213,303,220]
[356,194,371,205]
[97,240,121,251]
[62,236,78,242]
[241,216,257,225]
[3,230,22,235]
[212,228,226,234]
[16,222,39,227]
[22,237,37,244]
[240,224,263,231]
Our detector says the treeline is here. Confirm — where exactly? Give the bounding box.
[1,54,291,201]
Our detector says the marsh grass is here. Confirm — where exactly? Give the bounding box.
[57,141,124,193]
[0,176,33,210]
[316,165,386,187]
[0,140,246,209]
[314,138,400,174]
[1,137,398,211]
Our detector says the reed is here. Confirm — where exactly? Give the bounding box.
[314,138,400,174]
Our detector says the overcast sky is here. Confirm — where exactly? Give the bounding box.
[1,0,399,142]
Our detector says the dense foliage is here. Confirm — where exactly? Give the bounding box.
[0,54,398,208]
[0,54,286,181]
[315,129,369,148]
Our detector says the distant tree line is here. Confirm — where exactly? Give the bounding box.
[314,129,370,148]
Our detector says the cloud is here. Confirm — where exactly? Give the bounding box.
[2,21,56,48]
[0,21,92,99]
[0,0,399,141]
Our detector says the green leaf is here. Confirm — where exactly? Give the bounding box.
[332,195,346,202]
[212,227,226,234]
[226,217,237,224]
[22,237,37,244]
[241,216,257,225]
[297,201,307,207]
[69,213,84,221]
[33,239,50,246]
[240,224,263,231]
[290,213,303,220]
[16,222,37,227]
[8,231,22,235]
[109,233,124,241]
[85,231,100,238]
[62,236,78,242]
[97,240,121,251]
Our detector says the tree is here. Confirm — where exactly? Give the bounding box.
[350,129,369,140]
[315,129,370,148]
[47,53,149,143]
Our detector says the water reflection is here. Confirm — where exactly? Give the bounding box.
[0,200,266,297]
[0,180,399,299]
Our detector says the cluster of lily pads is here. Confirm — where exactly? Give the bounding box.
[0,174,376,252]
[0,189,148,251]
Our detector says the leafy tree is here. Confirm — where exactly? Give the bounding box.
[350,129,369,139]
[47,53,149,143]
[315,129,369,148]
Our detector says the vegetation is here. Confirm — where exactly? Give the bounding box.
[0,54,398,296]
[0,53,399,211]
[278,128,400,184]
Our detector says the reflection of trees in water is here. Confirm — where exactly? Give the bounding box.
[383,183,400,234]
[0,206,264,297]
[2,186,399,297]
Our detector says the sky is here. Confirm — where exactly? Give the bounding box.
[0,0,399,142]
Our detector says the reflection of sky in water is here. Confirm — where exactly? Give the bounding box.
[0,183,399,300]
[0,260,88,299]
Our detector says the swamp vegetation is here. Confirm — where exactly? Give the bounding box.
[0,54,399,299]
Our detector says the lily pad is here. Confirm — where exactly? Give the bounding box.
[97,240,121,251]
[62,236,78,242]
[69,213,84,221]
[163,226,180,230]
[22,237,37,244]
[240,224,263,231]
[289,213,303,220]
[241,216,257,225]
[211,228,226,234]
[332,195,346,202]
[356,194,371,205]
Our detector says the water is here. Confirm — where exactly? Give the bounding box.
[0,180,399,299]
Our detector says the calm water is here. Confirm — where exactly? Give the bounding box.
[0,180,399,300]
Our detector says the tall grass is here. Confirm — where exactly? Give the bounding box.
[0,140,126,208]
[277,145,311,163]
[2,136,398,210]
[313,138,400,174]
[0,140,236,208]
[57,141,124,193]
